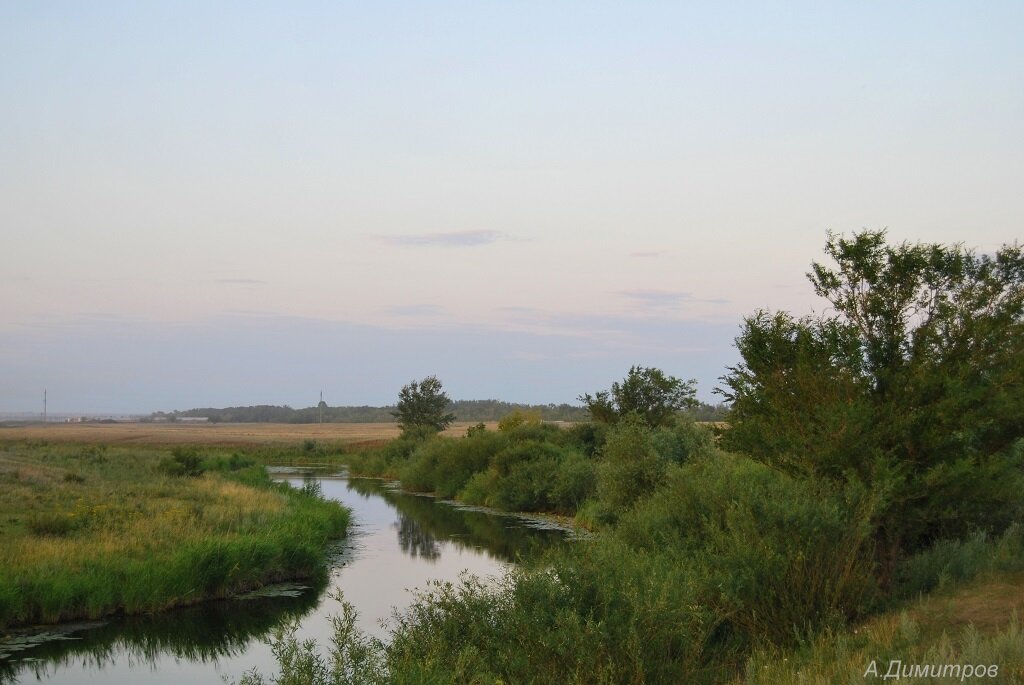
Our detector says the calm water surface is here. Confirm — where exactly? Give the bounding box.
[0,471,568,684]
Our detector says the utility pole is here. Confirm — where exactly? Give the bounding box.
[319,390,323,424]
[43,388,47,423]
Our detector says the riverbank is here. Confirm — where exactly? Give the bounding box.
[245,423,1024,683]
[735,570,1024,683]
[0,442,350,630]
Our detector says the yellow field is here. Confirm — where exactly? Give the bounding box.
[0,421,498,446]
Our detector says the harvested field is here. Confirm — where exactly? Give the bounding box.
[0,421,499,447]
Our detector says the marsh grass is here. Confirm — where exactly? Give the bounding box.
[0,441,349,628]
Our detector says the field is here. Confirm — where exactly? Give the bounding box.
[0,442,349,628]
[0,421,499,447]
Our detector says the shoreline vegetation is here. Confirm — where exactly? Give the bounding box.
[231,232,1024,683]
[234,419,1024,684]
[0,441,350,631]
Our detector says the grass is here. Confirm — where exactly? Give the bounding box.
[0,441,350,629]
[737,575,1024,684]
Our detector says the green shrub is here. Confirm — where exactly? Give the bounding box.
[458,470,495,507]
[204,452,256,472]
[487,441,579,512]
[158,447,205,477]
[503,421,564,444]
[596,417,665,512]
[574,498,616,529]
[399,432,505,498]
[616,453,880,645]
[651,417,714,464]
[551,452,598,513]
[563,421,608,457]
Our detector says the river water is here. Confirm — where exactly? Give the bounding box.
[0,471,569,684]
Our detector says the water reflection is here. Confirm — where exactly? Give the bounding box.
[0,584,321,684]
[395,512,440,560]
[0,471,568,684]
[343,477,567,563]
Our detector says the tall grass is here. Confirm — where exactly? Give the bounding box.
[0,442,349,628]
[893,525,1024,600]
[738,610,1024,684]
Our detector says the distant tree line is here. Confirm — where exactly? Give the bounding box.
[147,399,728,424]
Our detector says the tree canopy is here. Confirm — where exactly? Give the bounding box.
[720,230,1024,581]
[579,366,697,428]
[392,376,456,434]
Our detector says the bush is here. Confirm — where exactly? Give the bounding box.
[596,417,665,512]
[562,421,608,457]
[455,440,595,514]
[399,432,505,498]
[551,452,598,513]
[503,420,564,444]
[651,417,714,464]
[157,448,205,477]
[497,409,542,432]
[616,453,880,645]
[382,546,715,684]
[486,441,567,512]
[205,452,256,472]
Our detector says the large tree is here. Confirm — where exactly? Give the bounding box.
[579,366,697,428]
[720,230,1024,583]
[392,376,456,434]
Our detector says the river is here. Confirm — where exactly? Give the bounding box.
[0,470,569,684]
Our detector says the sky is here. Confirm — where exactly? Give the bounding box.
[2,2,1022,413]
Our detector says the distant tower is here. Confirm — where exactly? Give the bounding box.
[43,389,47,423]
[317,391,327,424]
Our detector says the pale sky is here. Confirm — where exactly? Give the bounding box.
[2,2,1022,413]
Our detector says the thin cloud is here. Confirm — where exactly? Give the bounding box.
[617,289,728,306]
[216,278,268,285]
[376,230,513,247]
[630,249,669,258]
[384,304,445,317]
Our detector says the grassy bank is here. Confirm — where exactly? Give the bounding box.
[737,573,1024,684]
[0,441,349,629]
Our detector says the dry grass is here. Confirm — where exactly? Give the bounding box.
[736,574,1024,684]
[0,442,349,627]
[0,421,498,447]
[911,572,1024,637]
